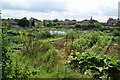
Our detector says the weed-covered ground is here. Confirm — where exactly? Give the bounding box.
[2,26,120,79]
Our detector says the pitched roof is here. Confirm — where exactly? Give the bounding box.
[3,19,17,24]
[80,19,98,24]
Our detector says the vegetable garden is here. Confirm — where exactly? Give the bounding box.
[1,22,120,79]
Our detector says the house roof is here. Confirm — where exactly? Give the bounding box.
[111,19,119,24]
[3,19,17,24]
[80,19,98,24]
[35,21,42,25]
[107,18,120,26]
[59,21,77,24]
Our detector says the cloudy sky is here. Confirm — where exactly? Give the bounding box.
[1,0,119,22]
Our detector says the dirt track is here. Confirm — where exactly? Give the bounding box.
[51,39,70,50]
[105,44,120,54]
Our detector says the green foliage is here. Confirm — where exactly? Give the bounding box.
[43,20,60,27]
[75,23,82,28]
[91,36,113,54]
[87,23,96,28]
[53,19,59,22]
[38,31,51,38]
[2,28,13,78]
[75,23,102,29]
[66,32,100,53]
[112,30,120,36]
[2,25,119,79]
[95,23,102,28]
[2,22,11,30]
[100,22,106,26]
[18,17,29,27]
[31,19,35,27]
[115,23,120,27]
[68,52,120,80]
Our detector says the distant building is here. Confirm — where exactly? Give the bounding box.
[107,18,120,26]
[59,21,77,25]
[79,19,90,24]
[29,17,42,26]
[2,18,17,25]
[79,19,98,24]
[35,21,42,25]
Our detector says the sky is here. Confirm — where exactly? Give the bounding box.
[1,0,119,22]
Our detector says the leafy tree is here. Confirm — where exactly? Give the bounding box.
[52,22,57,26]
[107,18,113,21]
[100,22,106,26]
[95,23,102,28]
[74,23,82,28]
[53,19,59,22]
[64,19,70,21]
[107,18,113,25]
[72,19,76,21]
[43,20,47,26]
[18,17,29,27]
[14,19,19,23]
[31,19,35,27]
[87,23,95,28]
[43,20,53,27]
[57,22,60,25]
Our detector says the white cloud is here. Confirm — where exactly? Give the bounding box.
[1,0,119,22]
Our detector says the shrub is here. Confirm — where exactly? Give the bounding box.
[75,23,82,28]
[68,52,120,80]
[65,32,99,53]
[112,30,120,36]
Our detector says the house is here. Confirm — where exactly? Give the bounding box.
[2,18,17,25]
[107,18,120,26]
[35,21,42,25]
[59,21,77,25]
[29,17,42,26]
[79,19,90,24]
[79,19,98,25]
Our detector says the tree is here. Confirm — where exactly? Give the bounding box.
[88,23,95,28]
[72,19,76,21]
[53,19,59,22]
[95,23,102,28]
[64,19,70,21]
[52,22,57,26]
[74,23,82,28]
[18,17,29,27]
[31,19,35,27]
[107,18,113,25]
[100,22,106,26]
[14,19,19,23]
[43,20,47,26]
[46,20,52,27]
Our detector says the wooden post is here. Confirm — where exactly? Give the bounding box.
[66,35,68,46]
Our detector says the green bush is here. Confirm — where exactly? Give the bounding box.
[112,30,120,36]
[68,52,120,80]
[65,32,99,53]
[75,23,82,28]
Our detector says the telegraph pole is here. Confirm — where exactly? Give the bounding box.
[0,9,2,80]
